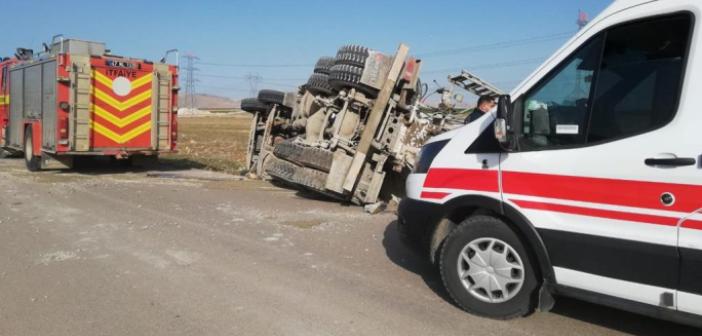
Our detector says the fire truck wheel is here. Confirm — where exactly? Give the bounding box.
[240,98,270,114]
[329,64,379,98]
[439,215,539,320]
[313,57,336,75]
[335,45,369,68]
[24,128,41,172]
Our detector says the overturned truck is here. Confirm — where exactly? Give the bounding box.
[242,44,490,205]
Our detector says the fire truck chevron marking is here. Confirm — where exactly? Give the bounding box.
[93,104,151,128]
[94,71,152,93]
[94,89,151,110]
[91,120,151,144]
[91,70,154,144]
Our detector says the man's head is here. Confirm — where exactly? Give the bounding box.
[476,95,496,113]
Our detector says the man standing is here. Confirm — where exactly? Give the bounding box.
[464,95,496,124]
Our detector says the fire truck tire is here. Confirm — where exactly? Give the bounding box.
[240,98,270,114]
[439,215,539,320]
[305,73,334,96]
[313,57,336,75]
[335,45,369,68]
[266,157,328,192]
[273,140,333,172]
[24,128,41,172]
[257,89,286,106]
[329,64,378,98]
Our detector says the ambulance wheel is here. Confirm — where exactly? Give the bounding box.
[439,215,538,320]
[24,128,41,172]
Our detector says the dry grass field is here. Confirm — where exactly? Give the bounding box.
[160,114,253,174]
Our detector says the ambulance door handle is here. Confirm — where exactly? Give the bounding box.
[645,157,696,167]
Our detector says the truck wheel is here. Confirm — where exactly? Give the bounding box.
[313,57,336,75]
[305,73,334,96]
[439,215,538,320]
[329,64,378,98]
[240,98,270,114]
[257,89,286,106]
[335,45,369,68]
[24,128,41,172]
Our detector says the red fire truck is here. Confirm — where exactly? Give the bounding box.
[0,37,178,170]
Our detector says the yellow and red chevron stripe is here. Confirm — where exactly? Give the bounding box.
[0,95,9,106]
[91,71,153,145]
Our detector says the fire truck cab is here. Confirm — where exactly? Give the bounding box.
[399,0,702,327]
[0,37,178,170]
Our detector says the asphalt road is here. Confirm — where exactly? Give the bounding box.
[0,159,699,336]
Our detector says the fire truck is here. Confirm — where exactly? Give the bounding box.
[0,37,179,170]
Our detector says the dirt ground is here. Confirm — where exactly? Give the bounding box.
[0,159,699,336]
[160,114,253,174]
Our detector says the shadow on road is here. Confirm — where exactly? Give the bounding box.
[550,297,700,336]
[382,220,457,306]
[382,220,701,335]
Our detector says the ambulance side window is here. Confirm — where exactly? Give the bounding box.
[520,36,603,149]
[587,14,691,143]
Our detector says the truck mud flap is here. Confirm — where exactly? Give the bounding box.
[272,140,334,173]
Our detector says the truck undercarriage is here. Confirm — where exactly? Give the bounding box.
[241,44,502,207]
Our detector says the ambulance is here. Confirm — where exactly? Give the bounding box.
[398,0,702,326]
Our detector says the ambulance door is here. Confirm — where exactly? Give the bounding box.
[500,12,697,307]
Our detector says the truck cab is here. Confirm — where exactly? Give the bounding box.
[0,57,17,155]
[399,0,702,327]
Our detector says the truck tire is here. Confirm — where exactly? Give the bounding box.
[335,45,369,68]
[240,98,270,114]
[329,63,378,98]
[305,73,334,96]
[313,57,336,75]
[257,89,286,106]
[439,215,539,320]
[266,157,328,192]
[273,140,334,172]
[24,128,41,172]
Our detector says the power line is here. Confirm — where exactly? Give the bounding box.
[421,56,547,75]
[194,30,573,69]
[197,61,314,68]
[416,31,574,58]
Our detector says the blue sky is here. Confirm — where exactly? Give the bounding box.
[1,0,612,100]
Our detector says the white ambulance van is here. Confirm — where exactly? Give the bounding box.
[398,0,702,326]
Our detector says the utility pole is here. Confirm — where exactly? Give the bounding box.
[182,53,199,110]
[244,72,262,97]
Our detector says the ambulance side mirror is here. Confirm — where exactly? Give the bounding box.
[494,95,512,146]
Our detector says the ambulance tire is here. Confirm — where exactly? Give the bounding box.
[439,215,539,320]
[24,128,41,172]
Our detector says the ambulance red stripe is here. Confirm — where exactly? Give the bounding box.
[420,192,450,200]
